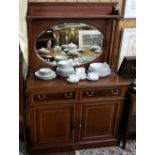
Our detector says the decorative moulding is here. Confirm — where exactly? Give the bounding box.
[28,0,118,3]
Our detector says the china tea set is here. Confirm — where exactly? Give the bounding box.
[35,61,111,83]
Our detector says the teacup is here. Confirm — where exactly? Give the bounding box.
[75,67,86,74]
[68,74,80,83]
[75,67,86,80]
[39,68,52,75]
[87,72,99,81]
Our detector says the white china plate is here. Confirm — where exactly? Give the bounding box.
[35,70,56,80]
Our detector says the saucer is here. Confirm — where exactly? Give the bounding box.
[86,76,99,81]
[39,68,52,75]
[35,70,56,80]
[66,78,79,83]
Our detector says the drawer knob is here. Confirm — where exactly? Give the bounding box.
[78,124,82,128]
[37,94,46,101]
[64,92,73,99]
[111,89,119,95]
[86,90,94,97]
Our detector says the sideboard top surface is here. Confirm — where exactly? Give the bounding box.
[26,74,130,92]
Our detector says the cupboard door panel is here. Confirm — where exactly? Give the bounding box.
[80,101,121,141]
[34,104,75,145]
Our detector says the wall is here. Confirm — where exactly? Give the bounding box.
[19,0,28,64]
[20,0,136,64]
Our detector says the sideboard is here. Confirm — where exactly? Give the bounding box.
[25,2,130,154]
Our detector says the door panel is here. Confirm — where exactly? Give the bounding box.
[34,104,75,145]
[79,100,121,141]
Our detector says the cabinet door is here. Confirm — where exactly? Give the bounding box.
[33,104,75,146]
[79,100,122,141]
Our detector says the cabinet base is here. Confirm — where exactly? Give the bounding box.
[28,139,120,155]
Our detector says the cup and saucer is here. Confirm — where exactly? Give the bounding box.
[66,74,80,83]
[86,72,99,81]
[35,68,56,80]
[75,67,86,80]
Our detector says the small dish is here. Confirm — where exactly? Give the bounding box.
[35,70,56,80]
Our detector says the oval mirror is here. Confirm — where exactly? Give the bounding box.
[35,23,104,66]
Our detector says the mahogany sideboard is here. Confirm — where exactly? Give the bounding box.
[25,2,130,154]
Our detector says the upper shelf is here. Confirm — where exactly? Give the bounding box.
[27,2,121,19]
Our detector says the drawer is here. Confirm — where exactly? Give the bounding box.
[82,88,123,99]
[33,91,76,102]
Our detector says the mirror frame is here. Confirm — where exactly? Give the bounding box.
[35,23,105,67]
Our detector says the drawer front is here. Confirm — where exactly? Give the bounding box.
[82,88,123,99]
[33,91,76,102]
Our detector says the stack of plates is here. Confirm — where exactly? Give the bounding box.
[88,62,111,77]
[35,68,56,80]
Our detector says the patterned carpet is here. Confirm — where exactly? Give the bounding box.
[75,141,136,155]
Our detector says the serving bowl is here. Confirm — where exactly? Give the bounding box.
[56,67,75,77]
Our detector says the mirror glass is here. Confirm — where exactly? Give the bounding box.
[35,23,104,66]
